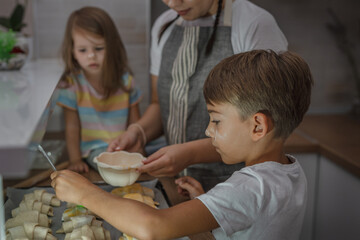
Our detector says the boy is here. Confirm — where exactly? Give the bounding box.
[51,50,312,239]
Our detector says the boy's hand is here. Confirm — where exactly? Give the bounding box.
[68,160,89,173]
[51,170,99,205]
[175,176,205,199]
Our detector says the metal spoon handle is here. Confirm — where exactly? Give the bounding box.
[37,144,57,171]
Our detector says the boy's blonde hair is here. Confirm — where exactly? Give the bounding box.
[203,50,313,138]
[60,6,132,98]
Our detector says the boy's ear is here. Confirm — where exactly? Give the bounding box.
[251,112,272,141]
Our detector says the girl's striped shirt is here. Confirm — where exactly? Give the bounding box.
[57,72,141,157]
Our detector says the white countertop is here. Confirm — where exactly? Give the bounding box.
[0,58,63,178]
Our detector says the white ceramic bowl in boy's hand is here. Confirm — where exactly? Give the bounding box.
[93,151,145,187]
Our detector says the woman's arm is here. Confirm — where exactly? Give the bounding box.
[127,101,143,155]
[136,74,163,142]
[138,75,222,176]
[127,102,141,124]
[51,170,219,240]
[138,138,221,177]
[107,75,163,152]
[64,108,89,173]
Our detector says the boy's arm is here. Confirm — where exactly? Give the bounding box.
[51,170,219,239]
[63,108,87,172]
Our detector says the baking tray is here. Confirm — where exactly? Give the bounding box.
[4,179,168,239]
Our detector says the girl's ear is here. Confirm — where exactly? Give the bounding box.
[251,112,272,141]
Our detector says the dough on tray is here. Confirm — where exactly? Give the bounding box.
[120,233,138,240]
[5,210,51,230]
[111,183,155,199]
[123,193,158,209]
[62,205,97,222]
[11,198,53,217]
[57,215,103,233]
[24,189,60,207]
[64,224,111,240]
[6,222,56,240]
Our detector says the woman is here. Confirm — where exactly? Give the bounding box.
[108,0,288,190]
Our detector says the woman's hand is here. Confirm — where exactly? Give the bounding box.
[137,144,191,177]
[138,138,221,177]
[107,126,144,153]
[68,160,89,173]
[175,176,205,199]
[50,170,99,205]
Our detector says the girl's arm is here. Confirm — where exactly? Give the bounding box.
[51,170,219,240]
[64,108,88,173]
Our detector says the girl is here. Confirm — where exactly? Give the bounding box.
[108,0,288,190]
[57,7,142,173]
[51,50,311,239]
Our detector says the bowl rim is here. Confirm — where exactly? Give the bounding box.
[93,151,145,170]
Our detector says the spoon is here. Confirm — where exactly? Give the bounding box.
[37,144,57,171]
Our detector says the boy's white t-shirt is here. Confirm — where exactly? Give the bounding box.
[150,0,288,76]
[197,155,307,240]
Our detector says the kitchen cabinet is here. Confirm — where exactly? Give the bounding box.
[293,153,360,240]
[294,153,319,240]
[314,155,360,240]
[291,115,360,240]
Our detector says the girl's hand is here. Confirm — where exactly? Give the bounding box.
[137,144,191,177]
[107,127,143,153]
[68,160,89,173]
[175,176,205,199]
[50,170,98,205]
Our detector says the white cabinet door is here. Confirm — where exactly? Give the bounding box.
[295,153,319,240]
[315,156,360,240]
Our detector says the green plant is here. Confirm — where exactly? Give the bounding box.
[0,30,17,62]
[0,0,27,32]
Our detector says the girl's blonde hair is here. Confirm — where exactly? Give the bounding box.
[60,6,132,98]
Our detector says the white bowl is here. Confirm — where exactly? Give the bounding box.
[93,151,145,187]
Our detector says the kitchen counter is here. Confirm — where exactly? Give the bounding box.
[295,114,360,177]
[0,58,63,178]
[0,58,63,240]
